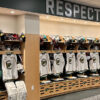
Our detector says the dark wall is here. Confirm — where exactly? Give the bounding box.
[0,0,100,22]
[0,0,46,13]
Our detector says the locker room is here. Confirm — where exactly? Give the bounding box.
[0,0,100,100]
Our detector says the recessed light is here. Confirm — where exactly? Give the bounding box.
[10,11,15,14]
[46,16,49,19]
[61,18,64,21]
[73,20,76,23]
[84,21,87,24]
[96,23,99,25]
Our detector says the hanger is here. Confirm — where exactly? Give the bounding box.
[80,51,84,54]
[42,51,46,54]
[69,51,73,54]
[93,51,96,53]
[56,51,60,54]
[6,52,12,55]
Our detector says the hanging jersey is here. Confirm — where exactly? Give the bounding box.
[66,53,76,72]
[89,52,100,70]
[5,82,17,100]
[52,53,65,74]
[77,52,88,72]
[50,35,60,42]
[40,53,51,76]
[2,54,18,81]
[17,63,25,74]
[15,81,27,100]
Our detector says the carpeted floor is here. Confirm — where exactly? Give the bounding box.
[44,88,100,100]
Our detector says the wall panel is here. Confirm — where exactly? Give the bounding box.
[40,19,100,37]
[0,14,17,33]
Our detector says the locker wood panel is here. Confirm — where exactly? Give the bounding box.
[24,34,40,100]
[40,77,100,99]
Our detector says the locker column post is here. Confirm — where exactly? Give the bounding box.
[17,14,40,100]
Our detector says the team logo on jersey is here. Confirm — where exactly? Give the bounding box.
[56,58,60,65]
[80,57,84,63]
[6,60,12,69]
[93,57,96,63]
[69,57,72,64]
[41,59,47,67]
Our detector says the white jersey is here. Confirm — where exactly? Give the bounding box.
[52,53,65,74]
[5,82,17,100]
[40,53,51,76]
[2,54,18,81]
[15,81,27,100]
[66,53,76,72]
[77,52,88,72]
[50,35,60,41]
[5,81,27,100]
[63,36,72,42]
[89,52,100,70]
[17,63,25,74]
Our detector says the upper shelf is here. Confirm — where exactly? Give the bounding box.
[0,50,22,54]
[4,40,24,42]
[40,50,100,53]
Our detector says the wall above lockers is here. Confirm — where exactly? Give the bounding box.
[1,13,100,37]
[0,14,26,33]
[0,14,40,34]
[0,14,17,33]
[40,16,100,37]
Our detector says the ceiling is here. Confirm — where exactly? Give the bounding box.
[67,0,100,8]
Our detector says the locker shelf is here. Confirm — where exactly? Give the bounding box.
[0,50,22,54]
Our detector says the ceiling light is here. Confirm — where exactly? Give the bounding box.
[10,11,15,14]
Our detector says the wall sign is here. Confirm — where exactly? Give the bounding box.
[46,0,100,22]
[0,0,100,22]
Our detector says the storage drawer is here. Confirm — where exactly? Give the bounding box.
[91,77,100,87]
[0,91,7,100]
[40,84,46,97]
[55,81,68,93]
[79,78,91,88]
[45,83,55,95]
[67,79,80,91]
[40,83,55,97]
